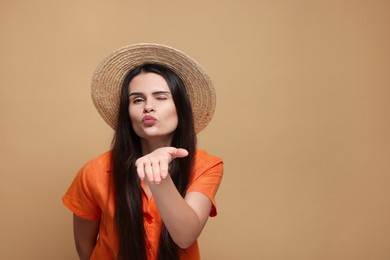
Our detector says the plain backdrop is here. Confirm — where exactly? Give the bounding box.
[1,0,390,259]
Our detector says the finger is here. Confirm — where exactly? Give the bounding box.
[151,158,161,184]
[160,160,169,179]
[135,159,145,180]
[144,160,154,183]
[172,148,189,159]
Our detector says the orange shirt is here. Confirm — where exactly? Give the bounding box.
[62,150,223,260]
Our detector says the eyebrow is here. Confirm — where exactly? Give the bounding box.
[128,91,171,97]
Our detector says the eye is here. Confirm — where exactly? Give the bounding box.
[132,97,145,104]
[156,95,168,101]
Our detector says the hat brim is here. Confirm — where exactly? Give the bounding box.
[91,43,215,134]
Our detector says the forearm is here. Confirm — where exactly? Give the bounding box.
[75,243,96,260]
[73,214,99,260]
[137,147,212,248]
[148,176,203,248]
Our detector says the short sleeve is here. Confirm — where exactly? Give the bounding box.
[187,151,223,217]
[62,163,102,220]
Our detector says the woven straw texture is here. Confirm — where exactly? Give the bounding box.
[91,43,215,134]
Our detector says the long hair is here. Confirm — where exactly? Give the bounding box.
[111,64,197,259]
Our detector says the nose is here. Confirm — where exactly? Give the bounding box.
[143,100,155,113]
[144,107,155,113]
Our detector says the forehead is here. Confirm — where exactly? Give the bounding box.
[128,72,170,93]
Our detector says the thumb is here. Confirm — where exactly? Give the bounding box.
[171,148,189,159]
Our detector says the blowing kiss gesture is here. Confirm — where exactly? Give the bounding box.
[135,147,189,184]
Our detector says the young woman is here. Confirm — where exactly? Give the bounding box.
[63,44,223,260]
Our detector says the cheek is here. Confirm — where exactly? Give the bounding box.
[128,106,133,120]
[128,105,139,124]
[170,108,179,128]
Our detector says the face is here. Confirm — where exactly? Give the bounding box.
[128,72,178,144]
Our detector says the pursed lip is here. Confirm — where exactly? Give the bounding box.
[142,115,157,122]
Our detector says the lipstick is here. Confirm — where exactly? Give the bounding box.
[142,115,156,126]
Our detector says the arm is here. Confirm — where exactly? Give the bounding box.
[73,214,100,260]
[136,147,214,249]
[149,177,212,248]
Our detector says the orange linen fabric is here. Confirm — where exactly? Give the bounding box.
[62,150,223,260]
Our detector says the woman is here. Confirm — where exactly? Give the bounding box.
[63,43,223,260]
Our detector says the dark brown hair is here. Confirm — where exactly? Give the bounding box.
[111,64,196,259]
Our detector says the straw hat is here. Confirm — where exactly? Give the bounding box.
[91,43,216,134]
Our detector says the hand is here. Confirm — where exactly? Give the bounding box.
[135,147,189,184]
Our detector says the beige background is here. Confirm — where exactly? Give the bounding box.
[1,0,390,259]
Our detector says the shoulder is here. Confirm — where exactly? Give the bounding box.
[82,151,112,172]
[188,150,224,217]
[192,150,223,179]
[194,150,223,169]
[76,151,112,187]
